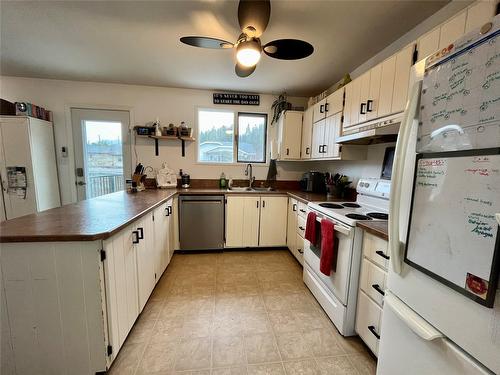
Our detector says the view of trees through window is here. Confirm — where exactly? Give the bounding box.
[197,109,266,163]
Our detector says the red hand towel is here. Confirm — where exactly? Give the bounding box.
[320,218,336,276]
[305,211,317,246]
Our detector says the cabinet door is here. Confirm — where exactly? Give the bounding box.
[391,45,414,114]
[439,10,466,49]
[311,119,325,159]
[166,198,174,265]
[358,71,371,123]
[280,111,302,160]
[259,196,288,247]
[287,198,298,253]
[378,55,396,117]
[417,27,440,62]
[367,64,382,120]
[153,203,167,281]
[313,98,326,123]
[465,1,496,33]
[324,113,341,159]
[325,88,343,117]
[226,196,260,247]
[135,214,156,312]
[347,77,361,129]
[301,107,313,159]
[225,196,246,247]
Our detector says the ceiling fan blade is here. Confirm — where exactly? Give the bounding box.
[180,36,234,49]
[263,39,314,60]
[235,63,256,77]
[238,0,271,37]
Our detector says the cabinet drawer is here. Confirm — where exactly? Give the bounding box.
[297,215,306,237]
[297,202,308,218]
[355,290,382,356]
[359,259,387,307]
[362,232,389,269]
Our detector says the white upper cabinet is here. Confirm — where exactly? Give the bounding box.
[417,27,441,62]
[367,63,382,121]
[311,118,326,159]
[259,196,288,247]
[313,98,327,123]
[324,88,344,117]
[439,10,467,49]
[377,55,396,118]
[301,106,313,159]
[391,44,414,114]
[323,113,341,159]
[358,71,371,124]
[465,1,496,33]
[277,110,303,160]
[344,76,361,130]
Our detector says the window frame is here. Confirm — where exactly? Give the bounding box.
[196,107,268,165]
[236,112,268,164]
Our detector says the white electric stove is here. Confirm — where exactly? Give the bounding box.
[303,178,390,336]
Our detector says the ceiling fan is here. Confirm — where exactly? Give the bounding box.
[180,0,314,77]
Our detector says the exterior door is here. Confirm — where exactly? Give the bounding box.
[71,108,131,201]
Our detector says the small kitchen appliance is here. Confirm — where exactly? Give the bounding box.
[181,173,190,188]
[300,171,326,193]
[156,163,177,189]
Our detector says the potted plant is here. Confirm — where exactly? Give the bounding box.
[326,173,352,199]
[271,93,291,124]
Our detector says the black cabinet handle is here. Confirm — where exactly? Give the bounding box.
[325,103,329,113]
[262,200,265,208]
[293,204,297,212]
[165,206,169,216]
[372,284,385,296]
[168,206,172,215]
[360,102,367,114]
[368,325,380,340]
[256,200,259,208]
[298,248,303,254]
[367,99,373,112]
[132,230,139,244]
[323,144,327,153]
[320,104,324,113]
[299,226,305,231]
[306,147,310,155]
[137,227,144,240]
[286,148,289,155]
[299,209,306,213]
[376,250,390,260]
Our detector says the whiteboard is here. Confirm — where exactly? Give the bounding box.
[418,15,500,153]
[405,149,500,307]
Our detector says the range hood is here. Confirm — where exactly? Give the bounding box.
[337,113,402,145]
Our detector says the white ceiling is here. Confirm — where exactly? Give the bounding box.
[1,1,449,97]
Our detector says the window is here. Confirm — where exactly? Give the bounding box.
[237,113,267,163]
[197,109,267,164]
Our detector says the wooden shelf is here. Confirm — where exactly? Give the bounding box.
[135,133,195,156]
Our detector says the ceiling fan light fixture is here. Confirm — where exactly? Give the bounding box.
[236,39,261,67]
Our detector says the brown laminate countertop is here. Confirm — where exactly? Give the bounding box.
[356,221,389,241]
[0,188,341,243]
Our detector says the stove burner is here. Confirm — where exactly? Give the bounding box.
[319,203,344,209]
[345,213,373,220]
[367,212,389,220]
[342,202,361,208]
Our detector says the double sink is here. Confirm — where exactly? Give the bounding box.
[227,186,275,192]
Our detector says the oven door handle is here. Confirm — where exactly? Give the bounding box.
[315,217,352,236]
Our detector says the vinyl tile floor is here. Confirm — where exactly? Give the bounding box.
[108,250,377,375]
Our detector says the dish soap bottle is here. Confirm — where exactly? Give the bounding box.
[219,172,227,189]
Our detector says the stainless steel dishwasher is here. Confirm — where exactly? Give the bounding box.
[179,195,225,250]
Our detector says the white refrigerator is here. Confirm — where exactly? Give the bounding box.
[377,15,500,375]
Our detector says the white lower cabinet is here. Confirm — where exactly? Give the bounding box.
[226,195,287,248]
[286,197,305,265]
[0,197,177,374]
[153,198,173,282]
[355,231,388,356]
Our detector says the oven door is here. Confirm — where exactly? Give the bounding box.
[303,210,355,306]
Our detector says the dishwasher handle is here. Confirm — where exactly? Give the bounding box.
[180,195,224,202]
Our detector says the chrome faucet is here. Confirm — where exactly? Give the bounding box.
[245,163,254,188]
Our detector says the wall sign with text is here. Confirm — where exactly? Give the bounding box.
[213,93,260,105]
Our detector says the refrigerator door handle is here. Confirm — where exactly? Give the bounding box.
[385,291,443,341]
[388,81,422,274]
